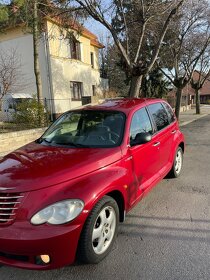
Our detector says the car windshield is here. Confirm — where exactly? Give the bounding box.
[38,110,126,148]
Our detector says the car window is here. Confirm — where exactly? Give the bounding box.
[38,110,126,148]
[130,107,153,143]
[163,102,176,123]
[148,103,169,131]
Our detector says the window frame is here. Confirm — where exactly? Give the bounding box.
[90,52,94,68]
[70,81,83,101]
[69,37,81,60]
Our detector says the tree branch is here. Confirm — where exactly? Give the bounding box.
[146,0,185,74]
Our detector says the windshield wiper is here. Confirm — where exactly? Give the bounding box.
[55,142,90,148]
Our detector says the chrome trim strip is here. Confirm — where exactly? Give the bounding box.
[0,213,15,216]
[0,202,20,205]
[0,196,24,199]
[0,207,18,210]
[0,188,16,191]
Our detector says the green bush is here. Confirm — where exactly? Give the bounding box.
[14,98,49,128]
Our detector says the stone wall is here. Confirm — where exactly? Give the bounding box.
[0,128,46,157]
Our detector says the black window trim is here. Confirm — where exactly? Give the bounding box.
[70,81,83,101]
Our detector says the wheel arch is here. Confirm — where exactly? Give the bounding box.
[179,141,185,153]
[105,190,125,222]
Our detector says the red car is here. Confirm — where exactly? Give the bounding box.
[0,98,184,270]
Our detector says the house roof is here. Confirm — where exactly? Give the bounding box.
[168,70,210,97]
[186,70,210,96]
[46,16,104,49]
[3,93,33,99]
[0,3,104,49]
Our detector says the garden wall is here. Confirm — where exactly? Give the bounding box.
[0,127,46,157]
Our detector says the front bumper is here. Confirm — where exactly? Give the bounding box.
[0,221,83,270]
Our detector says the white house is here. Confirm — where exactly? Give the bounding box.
[0,18,107,119]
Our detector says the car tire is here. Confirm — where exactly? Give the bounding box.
[168,146,183,178]
[77,195,119,264]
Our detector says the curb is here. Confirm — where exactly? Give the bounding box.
[179,114,208,127]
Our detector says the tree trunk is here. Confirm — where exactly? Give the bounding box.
[129,75,143,97]
[195,88,201,114]
[33,0,42,103]
[175,87,183,120]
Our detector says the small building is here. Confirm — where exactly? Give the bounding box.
[186,71,210,104]
[0,17,106,118]
[0,93,33,122]
[167,70,210,107]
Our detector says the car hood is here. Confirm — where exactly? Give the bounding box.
[0,142,122,192]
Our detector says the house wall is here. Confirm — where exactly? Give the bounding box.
[47,21,102,112]
[0,27,50,100]
[47,21,100,68]
[50,56,101,112]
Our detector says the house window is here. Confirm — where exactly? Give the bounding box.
[90,52,94,68]
[92,85,96,96]
[70,37,81,60]
[70,82,83,101]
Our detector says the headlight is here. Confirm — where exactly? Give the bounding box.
[31,199,84,225]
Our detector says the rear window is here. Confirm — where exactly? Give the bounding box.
[148,103,169,131]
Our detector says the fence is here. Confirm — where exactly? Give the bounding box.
[166,95,189,109]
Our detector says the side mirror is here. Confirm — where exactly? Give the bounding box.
[130,132,152,146]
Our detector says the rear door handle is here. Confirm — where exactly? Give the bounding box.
[171,130,177,134]
[153,142,160,147]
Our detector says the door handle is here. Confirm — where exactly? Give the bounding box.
[153,142,160,147]
[171,130,177,134]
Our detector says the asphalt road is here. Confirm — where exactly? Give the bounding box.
[1,112,210,280]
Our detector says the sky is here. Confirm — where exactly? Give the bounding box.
[0,0,110,39]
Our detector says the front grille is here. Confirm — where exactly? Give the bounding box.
[0,193,24,224]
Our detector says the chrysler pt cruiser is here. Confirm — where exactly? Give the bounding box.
[0,98,184,270]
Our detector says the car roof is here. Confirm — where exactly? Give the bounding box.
[80,98,164,115]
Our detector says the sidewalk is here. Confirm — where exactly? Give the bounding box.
[179,105,210,127]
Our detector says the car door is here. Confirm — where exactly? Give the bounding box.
[147,102,174,176]
[128,107,161,195]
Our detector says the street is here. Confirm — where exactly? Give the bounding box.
[1,112,210,280]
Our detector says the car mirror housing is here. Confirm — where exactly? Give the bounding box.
[131,132,152,146]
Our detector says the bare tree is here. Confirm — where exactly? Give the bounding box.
[0,48,28,99]
[190,47,210,114]
[159,0,210,119]
[55,0,184,97]
[32,0,42,103]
